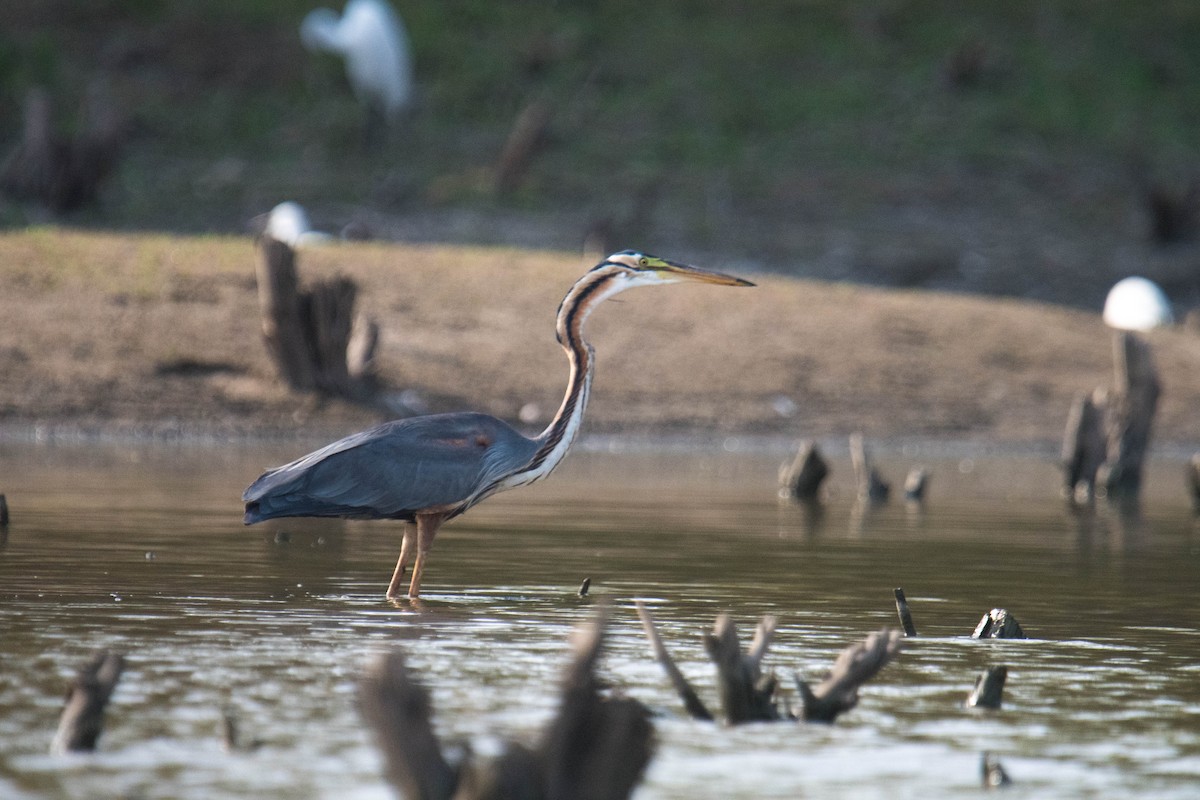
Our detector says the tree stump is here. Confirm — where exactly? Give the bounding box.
[637,608,901,726]
[795,629,902,723]
[850,433,890,504]
[1187,453,1200,513]
[255,239,378,400]
[494,99,551,195]
[893,587,917,636]
[0,86,123,213]
[704,613,781,723]
[965,665,1008,709]
[358,606,653,800]
[51,650,125,754]
[971,609,1026,639]
[1061,389,1108,505]
[1101,332,1160,505]
[779,439,830,502]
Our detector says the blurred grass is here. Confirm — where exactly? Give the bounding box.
[0,1,1197,241]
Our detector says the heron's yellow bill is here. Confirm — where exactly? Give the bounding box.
[649,256,755,287]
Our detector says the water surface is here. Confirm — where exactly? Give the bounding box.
[1,441,1198,799]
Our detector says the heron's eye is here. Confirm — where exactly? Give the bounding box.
[638,257,649,267]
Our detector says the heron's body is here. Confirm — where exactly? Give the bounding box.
[243,251,752,598]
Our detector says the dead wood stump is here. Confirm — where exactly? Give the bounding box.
[255,239,379,400]
[637,605,901,726]
[1061,389,1108,506]
[965,665,1008,710]
[1,86,124,213]
[51,650,125,754]
[358,606,652,800]
[850,433,890,504]
[1100,332,1160,505]
[894,587,917,637]
[779,439,830,502]
[1187,454,1200,513]
[494,99,551,195]
[704,613,781,723]
[971,609,1026,639]
[981,752,1012,788]
[795,628,902,723]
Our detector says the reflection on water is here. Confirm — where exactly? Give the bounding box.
[1,440,1198,799]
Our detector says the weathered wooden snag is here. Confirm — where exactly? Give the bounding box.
[0,86,124,213]
[636,606,900,725]
[795,629,902,723]
[981,752,1012,789]
[894,587,917,637]
[965,666,1008,710]
[50,650,125,754]
[903,467,929,503]
[634,601,715,722]
[971,609,1026,640]
[1187,453,1200,513]
[850,433,890,504]
[578,577,591,597]
[1061,389,1108,505]
[1101,332,1160,505]
[704,613,782,723]
[254,239,379,400]
[779,439,830,502]
[494,99,551,195]
[358,606,653,800]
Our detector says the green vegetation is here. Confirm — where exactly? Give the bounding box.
[1,1,1198,247]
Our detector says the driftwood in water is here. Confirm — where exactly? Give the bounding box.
[972,609,1026,640]
[903,467,929,503]
[795,629,902,723]
[965,666,1008,710]
[894,587,917,637]
[1187,454,1200,513]
[981,752,1013,788]
[221,706,266,753]
[636,606,900,725]
[494,99,551,195]
[779,440,830,502]
[635,602,715,721]
[577,577,591,597]
[1061,389,1108,505]
[50,650,125,754]
[1101,332,1160,504]
[850,433,890,504]
[1,86,124,213]
[358,606,652,800]
[254,239,379,400]
[704,613,781,723]
[0,493,8,527]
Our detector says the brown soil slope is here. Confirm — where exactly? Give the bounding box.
[2,229,1197,447]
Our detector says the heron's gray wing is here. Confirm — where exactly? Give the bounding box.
[243,413,536,522]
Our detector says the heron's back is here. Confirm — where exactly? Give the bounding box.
[243,413,537,524]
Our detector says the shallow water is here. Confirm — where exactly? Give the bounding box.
[1,440,1198,799]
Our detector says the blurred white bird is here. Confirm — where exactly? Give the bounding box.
[264,202,332,247]
[1102,276,1173,331]
[301,0,413,134]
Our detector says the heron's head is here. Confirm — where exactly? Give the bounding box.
[596,250,754,289]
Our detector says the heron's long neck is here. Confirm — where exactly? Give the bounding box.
[508,270,620,486]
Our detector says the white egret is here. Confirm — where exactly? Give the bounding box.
[301,0,413,132]
[263,202,332,247]
[1102,276,1173,331]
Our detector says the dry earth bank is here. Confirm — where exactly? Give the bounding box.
[2,229,1198,449]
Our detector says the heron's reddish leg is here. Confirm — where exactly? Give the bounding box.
[407,512,444,598]
[386,523,417,600]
